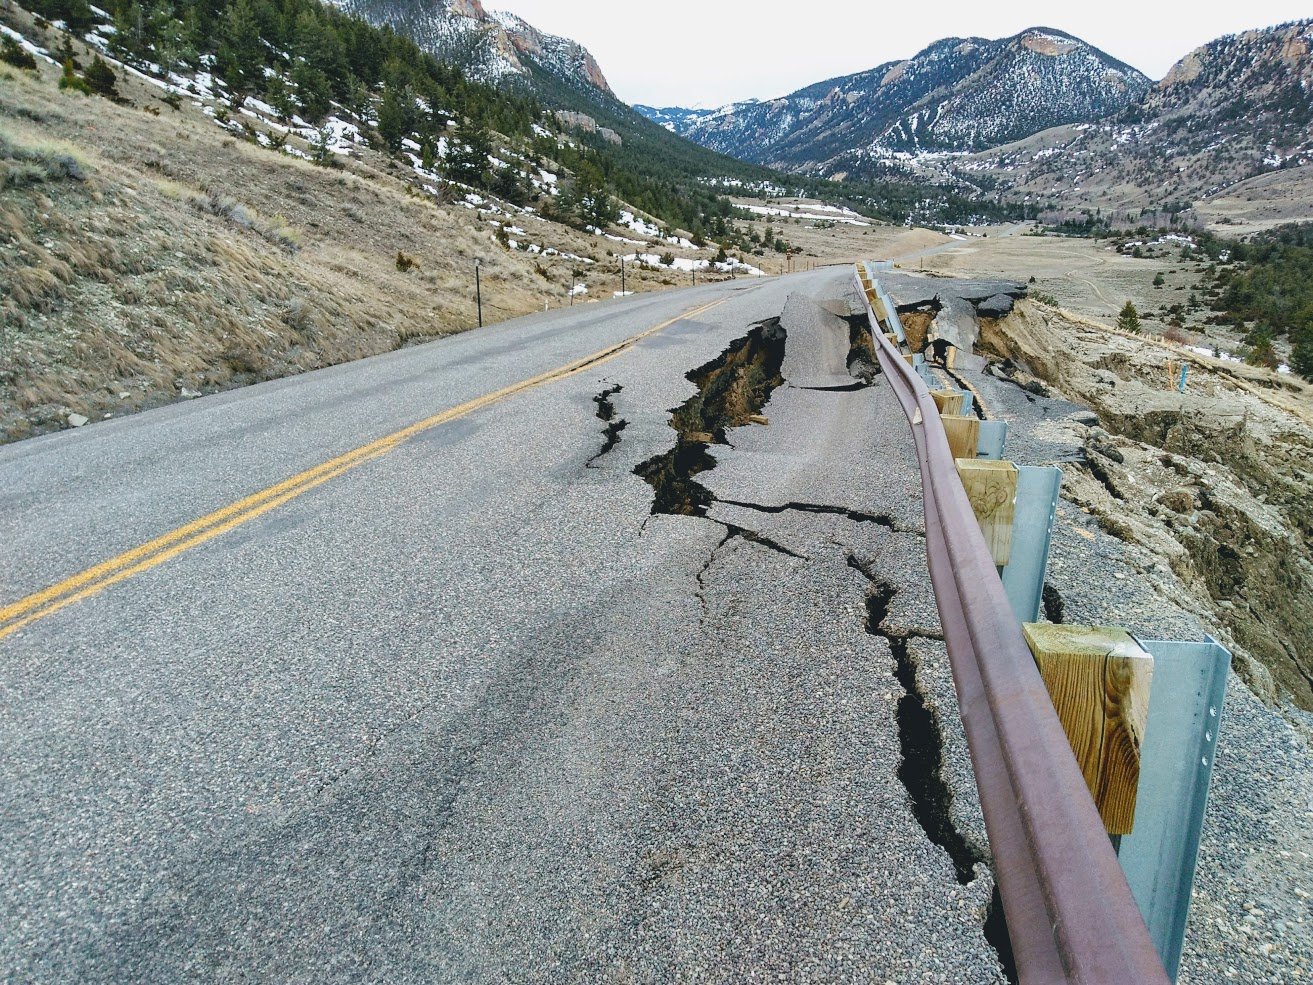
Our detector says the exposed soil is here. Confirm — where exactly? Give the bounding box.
[979,301,1313,709]
[634,318,786,516]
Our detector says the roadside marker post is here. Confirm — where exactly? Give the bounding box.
[475,259,483,328]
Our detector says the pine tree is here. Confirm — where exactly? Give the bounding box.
[1,36,37,70]
[376,86,412,151]
[83,56,119,99]
[1291,325,1313,381]
[31,0,96,34]
[215,0,263,104]
[292,62,332,123]
[58,58,91,94]
[446,119,492,188]
[1245,327,1279,369]
[1117,301,1141,334]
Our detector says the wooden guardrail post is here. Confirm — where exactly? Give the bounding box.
[930,390,965,416]
[941,415,980,461]
[1021,624,1154,835]
[955,458,1017,564]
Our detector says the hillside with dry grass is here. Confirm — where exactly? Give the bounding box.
[0,3,790,442]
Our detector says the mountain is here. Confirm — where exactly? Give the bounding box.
[637,28,1151,171]
[632,104,721,133]
[331,0,785,214]
[902,19,1313,214]
[330,0,613,95]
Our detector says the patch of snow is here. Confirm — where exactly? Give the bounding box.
[740,203,870,226]
[0,25,56,65]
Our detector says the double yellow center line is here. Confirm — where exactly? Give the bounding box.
[0,296,729,642]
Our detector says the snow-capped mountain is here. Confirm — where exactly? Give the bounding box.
[637,28,1151,170]
[897,19,1313,211]
[330,0,612,95]
[631,104,723,134]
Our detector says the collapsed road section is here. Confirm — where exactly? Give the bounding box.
[620,288,1009,980]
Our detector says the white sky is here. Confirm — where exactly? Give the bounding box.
[493,1,1311,107]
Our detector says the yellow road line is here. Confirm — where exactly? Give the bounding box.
[1,296,729,641]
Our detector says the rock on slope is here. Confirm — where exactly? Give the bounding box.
[638,28,1150,170]
[330,0,613,94]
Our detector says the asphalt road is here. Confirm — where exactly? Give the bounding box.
[0,269,1004,982]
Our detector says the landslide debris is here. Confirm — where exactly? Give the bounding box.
[979,301,1313,708]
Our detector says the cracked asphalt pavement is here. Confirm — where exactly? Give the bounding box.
[0,270,1005,982]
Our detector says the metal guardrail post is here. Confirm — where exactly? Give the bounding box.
[977,420,1008,460]
[999,465,1062,623]
[1119,637,1231,981]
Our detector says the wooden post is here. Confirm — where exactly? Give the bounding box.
[931,390,966,416]
[1021,623,1154,835]
[955,458,1016,564]
[941,414,980,461]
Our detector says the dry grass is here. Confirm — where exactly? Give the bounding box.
[0,12,746,441]
[0,5,936,442]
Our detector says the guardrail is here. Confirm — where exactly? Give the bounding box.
[854,265,1171,984]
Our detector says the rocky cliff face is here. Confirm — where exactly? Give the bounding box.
[637,28,1150,169]
[329,0,613,94]
[490,11,612,95]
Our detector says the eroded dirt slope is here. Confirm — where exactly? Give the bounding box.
[979,301,1313,708]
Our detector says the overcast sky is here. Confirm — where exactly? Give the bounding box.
[495,1,1310,107]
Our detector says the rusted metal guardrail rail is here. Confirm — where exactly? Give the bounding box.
[854,266,1171,984]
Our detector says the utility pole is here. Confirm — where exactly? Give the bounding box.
[475,259,483,328]
[620,256,625,297]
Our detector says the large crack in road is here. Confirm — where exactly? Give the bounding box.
[633,317,786,516]
[619,291,1008,980]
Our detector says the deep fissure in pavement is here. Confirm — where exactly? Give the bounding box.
[719,498,896,530]
[634,318,786,517]
[587,384,628,467]
[1042,583,1066,624]
[984,889,1020,984]
[846,556,984,885]
[847,554,1017,978]
[840,313,881,381]
[942,367,987,421]
[795,381,871,393]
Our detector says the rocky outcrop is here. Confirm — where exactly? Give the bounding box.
[329,0,614,95]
